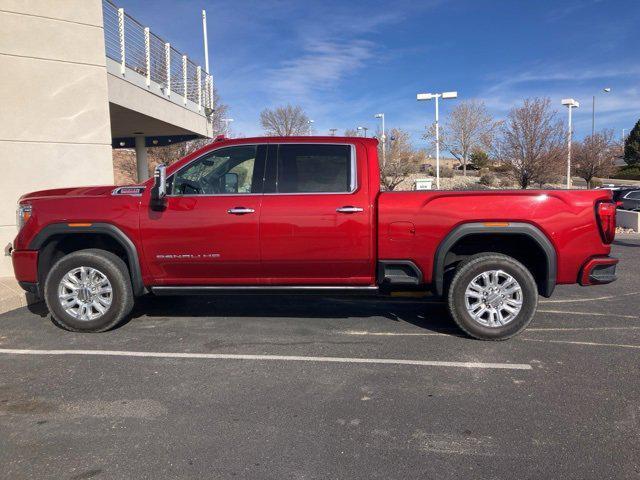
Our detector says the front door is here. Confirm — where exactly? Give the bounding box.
[259,143,374,285]
[140,144,266,285]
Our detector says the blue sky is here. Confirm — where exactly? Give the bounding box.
[116,0,638,143]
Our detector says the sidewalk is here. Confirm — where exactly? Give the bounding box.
[0,277,40,314]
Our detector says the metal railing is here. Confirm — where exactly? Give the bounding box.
[103,0,213,112]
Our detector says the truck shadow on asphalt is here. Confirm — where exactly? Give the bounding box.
[124,294,462,336]
[25,293,463,336]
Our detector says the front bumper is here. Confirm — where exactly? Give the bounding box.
[579,256,618,286]
[11,249,38,283]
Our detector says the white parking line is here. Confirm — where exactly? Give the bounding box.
[0,348,532,370]
[340,330,451,336]
[540,291,640,304]
[538,309,638,319]
[528,326,640,332]
[341,326,640,336]
[520,338,640,350]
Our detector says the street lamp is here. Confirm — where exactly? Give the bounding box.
[592,87,611,136]
[417,91,458,189]
[357,126,368,137]
[561,98,579,189]
[307,119,314,135]
[374,113,386,167]
[329,128,338,136]
[221,118,234,136]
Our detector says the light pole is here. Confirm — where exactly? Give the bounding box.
[592,87,611,136]
[561,98,579,189]
[307,119,314,135]
[357,126,368,137]
[221,118,234,136]
[329,128,338,136]
[374,113,386,167]
[417,91,458,189]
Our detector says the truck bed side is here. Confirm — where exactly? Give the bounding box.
[377,189,613,287]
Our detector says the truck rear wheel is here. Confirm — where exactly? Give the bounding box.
[447,253,538,340]
[44,249,134,332]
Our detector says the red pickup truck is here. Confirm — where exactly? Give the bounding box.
[10,136,618,340]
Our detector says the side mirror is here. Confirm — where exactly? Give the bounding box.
[223,172,238,193]
[150,164,167,205]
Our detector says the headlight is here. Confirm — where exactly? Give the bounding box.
[16,203,32,231]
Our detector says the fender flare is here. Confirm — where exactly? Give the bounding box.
[433,222,557,297]
[29,222,145,296]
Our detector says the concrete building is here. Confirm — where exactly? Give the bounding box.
[0,0,214,275]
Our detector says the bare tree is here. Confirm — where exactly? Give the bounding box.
[380,128,423,191]
[498,98,565,189]
[112,149,138,184]
[207,81,229,135]
[260,104,311,136]
[344,128,359,137]
[423,100,500,175]
[574,130,619,187]
[149,138,213,167]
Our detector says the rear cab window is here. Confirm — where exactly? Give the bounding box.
[271,144,356,194]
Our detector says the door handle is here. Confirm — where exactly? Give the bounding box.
[227,207,255,215]
[336,206,364,213]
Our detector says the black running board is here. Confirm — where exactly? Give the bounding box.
[150,286,379,296]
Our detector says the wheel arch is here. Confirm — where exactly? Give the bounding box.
[29,223,145,296]
[433,222,557,298]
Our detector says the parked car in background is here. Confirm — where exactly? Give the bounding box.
[621,190,640,211]
[598,185,638,203]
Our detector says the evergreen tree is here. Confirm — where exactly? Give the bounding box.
[624,119,640,166]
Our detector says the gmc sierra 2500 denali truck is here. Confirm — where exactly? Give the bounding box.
[10,136,619,340]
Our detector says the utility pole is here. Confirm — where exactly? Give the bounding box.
[374,113,386,167]
[417,91,458,189]
[562,98,579,189]
[592,87,611,136]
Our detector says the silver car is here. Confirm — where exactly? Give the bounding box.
[621,190,640,211]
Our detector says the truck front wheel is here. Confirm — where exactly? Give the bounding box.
[44,249,134,332]
[447,253,538,340]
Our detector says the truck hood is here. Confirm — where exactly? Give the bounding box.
[19,185,132,201]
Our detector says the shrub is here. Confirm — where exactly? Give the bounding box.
[615,166,640,180]
[441,166,454,178]
[479,172,499,187]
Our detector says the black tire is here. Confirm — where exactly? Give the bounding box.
[44,249,134,332]
[447,253,538,340]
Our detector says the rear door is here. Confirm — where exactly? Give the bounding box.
[259,142,374,285]
[140,144,266,285]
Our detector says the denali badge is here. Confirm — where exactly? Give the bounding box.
[112,186,145,196]
[156,253,221,260]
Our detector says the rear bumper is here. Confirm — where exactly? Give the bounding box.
[579,256,618,286]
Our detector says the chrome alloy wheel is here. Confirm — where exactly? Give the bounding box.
[57,266,113,321]
[464,269,523,327]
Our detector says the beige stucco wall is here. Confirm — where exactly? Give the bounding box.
[0,0,113,276]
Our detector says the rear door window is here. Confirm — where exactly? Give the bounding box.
[275,144,354,193]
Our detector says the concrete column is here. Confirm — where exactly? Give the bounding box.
[135,136,149,182]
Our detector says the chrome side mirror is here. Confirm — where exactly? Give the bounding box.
[150,164,167,206]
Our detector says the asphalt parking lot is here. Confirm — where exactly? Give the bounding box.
[1,237,639,479]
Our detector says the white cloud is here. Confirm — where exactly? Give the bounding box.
[266,39,375,99]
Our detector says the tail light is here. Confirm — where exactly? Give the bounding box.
[596,201,616,244]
